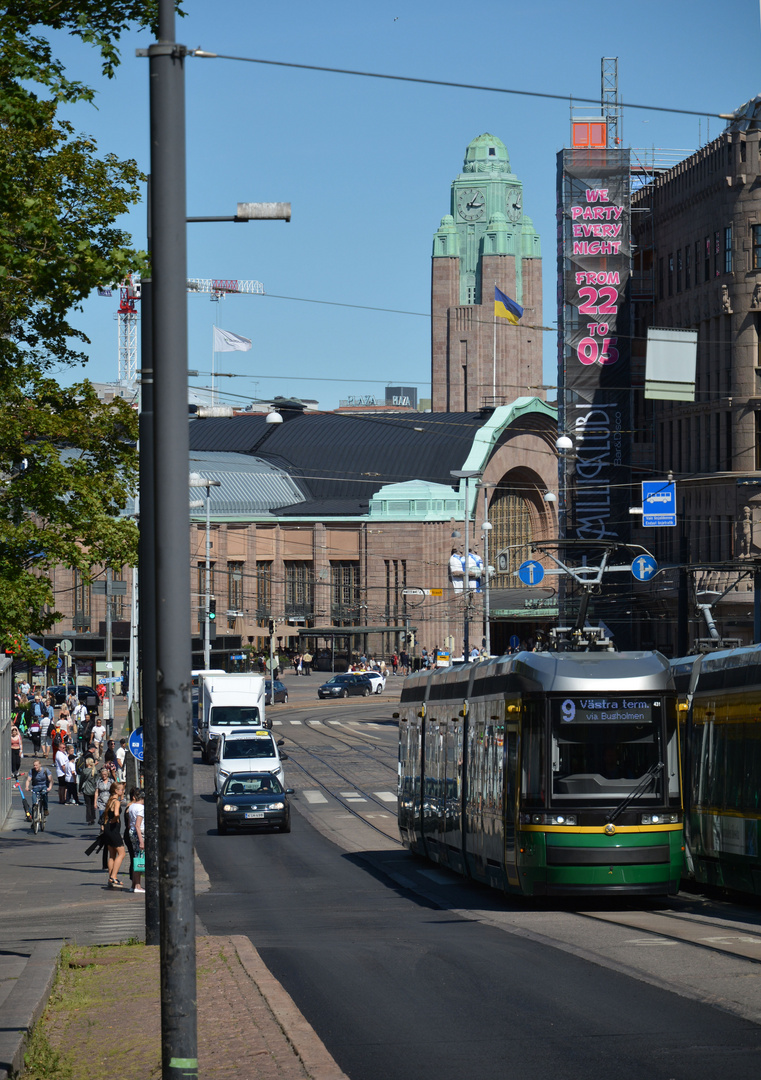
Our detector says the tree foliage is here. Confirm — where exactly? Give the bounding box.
[0,2,181,644]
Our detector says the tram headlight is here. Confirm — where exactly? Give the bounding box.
[640,812,680,825]
[548,814,577,826]
[521,812,578,826]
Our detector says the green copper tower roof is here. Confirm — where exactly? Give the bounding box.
[463,133,511,175]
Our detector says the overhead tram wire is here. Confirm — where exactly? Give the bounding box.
[189,51,728,121]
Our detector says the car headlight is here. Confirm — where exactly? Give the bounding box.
[640,812,680,824]
[221,804,238,811]
[266,802,285,810]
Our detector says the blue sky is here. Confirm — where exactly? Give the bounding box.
[49,0,761,409]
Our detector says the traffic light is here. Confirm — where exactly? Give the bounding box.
[268,619,275,636]
[208,597,217,642]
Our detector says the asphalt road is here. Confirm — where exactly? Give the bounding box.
[194,700,761,1080]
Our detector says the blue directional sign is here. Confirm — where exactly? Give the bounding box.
[631,554,658,581]
[518,560,545,586]
[128,726,144,762]
[509,634,521,651]
[642,481,676,527]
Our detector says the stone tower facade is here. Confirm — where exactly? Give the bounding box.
[431,134,543,412]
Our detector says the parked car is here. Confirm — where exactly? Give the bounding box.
[265,679,288,705]
[46,685,100,710]
[317,673,373,699]
[217,772,294,834]
[362,671,386,695]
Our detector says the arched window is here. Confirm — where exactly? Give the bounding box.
[490,490,533,588]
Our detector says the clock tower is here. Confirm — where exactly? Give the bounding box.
[431,134,542,412]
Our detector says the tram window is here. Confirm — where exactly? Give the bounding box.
[550,720,660,802]
[521,704,545,807]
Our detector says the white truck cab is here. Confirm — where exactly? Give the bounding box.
[199,673,267,762]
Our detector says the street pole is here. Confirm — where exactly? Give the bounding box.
[482,483,492,657]
[204,484,211,670]
[149,2,197,1076]
[463,479,470,660]
[105,567,114,737]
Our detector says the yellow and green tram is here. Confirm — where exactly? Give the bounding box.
[398,651,683,897]
[673,645,761,896]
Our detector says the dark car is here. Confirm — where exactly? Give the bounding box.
[46,685,100,710]
[216,772,294,834]
[265,679,288,705]
[317,673,373,699]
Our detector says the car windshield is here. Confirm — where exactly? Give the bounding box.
[210,706,261,726]
[549,696,663,804]
[222,738,276,759]
[224,775,284,795]
[325,676,349,685]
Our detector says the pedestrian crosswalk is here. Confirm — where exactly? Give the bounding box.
[301,789,397,807]
[272,719,390,729]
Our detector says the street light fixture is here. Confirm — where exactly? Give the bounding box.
[451,469,483,659]
[189,473,221,669]
[479,481,499,658]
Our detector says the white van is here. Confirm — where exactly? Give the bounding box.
[213,729,288,793]
[199,673,267,762]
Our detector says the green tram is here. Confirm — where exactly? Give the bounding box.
[397,651,683,897]
[673,645,761,896]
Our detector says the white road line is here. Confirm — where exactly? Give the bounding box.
[374,791,397,802]
[289,720,303,725]
[272,720,283,726]
[303,790,329,804]
[328,720,341,725]
[340,791,361,798]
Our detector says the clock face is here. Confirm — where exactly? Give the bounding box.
[506,189,523,222]
[457,188,486,221]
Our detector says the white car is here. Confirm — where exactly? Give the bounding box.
[213,729,287,793]
[363,671,386,694]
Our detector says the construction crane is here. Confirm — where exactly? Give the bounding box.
[102,277,266,389]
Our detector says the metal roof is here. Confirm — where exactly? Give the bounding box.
[188,410,498,515]
[187,451,304,516]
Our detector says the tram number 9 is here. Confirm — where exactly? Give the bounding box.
[560,699,576,723]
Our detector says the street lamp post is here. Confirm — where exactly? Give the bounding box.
[189,474,221,669]
[451,469,482,660]
[480,481,498,658]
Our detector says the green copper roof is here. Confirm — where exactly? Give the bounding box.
[463,133,511,175]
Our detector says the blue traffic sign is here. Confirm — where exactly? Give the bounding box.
[509,634,521,651]
[518,560,545,586]
[642,481,676,527]
[631,554,658,581]
[128,726,144,762]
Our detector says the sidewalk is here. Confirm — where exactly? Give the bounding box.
[0,700,349,1080]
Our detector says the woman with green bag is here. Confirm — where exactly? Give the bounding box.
[125,788,145,894]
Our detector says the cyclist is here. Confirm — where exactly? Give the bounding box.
[25,759,53,817]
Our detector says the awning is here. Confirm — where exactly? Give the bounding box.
[27,637,51,658]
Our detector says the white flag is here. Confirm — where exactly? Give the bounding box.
[213,326,252,352]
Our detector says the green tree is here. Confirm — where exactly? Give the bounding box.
[0,2,180,644]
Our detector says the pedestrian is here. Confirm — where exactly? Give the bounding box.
[392,653,399,676]
[91,716,106,758]
[10,724,22,776]
[102,784,126,888]
[125,788,145,893]
[302,651,312,676]
[79,754,99,825]
[37,696,51,758]
[95,766,112,821]
[116,738,127,782]
[54,743,69,803]
[104,739,117,768]
[64,754,80,805]
[25,759,53,816]
[57,706,71,746]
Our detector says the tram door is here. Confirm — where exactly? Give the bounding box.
[504,724,519,887]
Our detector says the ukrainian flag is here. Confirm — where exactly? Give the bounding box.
[494,286,523,324]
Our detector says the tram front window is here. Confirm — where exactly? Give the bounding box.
[550,696,662,804]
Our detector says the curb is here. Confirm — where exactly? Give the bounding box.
[0,940,61,1080]
[230,935,350,1080]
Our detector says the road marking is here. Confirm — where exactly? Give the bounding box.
[272,720,283,726]
[364,813,395,820]
[328,720,341,725]
[340,791,367,802]
[303,790,328,804]
[289,720,303,725]
[374,791,397,802]
[623,938,678,946]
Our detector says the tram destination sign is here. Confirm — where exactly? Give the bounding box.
[554,697,655,725]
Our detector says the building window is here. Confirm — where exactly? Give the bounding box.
[676,250,682,293]
[331,561,360,626]
[490,490,533,587]
[724,226,732,273]
[384,559,407,627]
[255,561,271,622]
[667,253,674,297]
[73,569,91,631]
[704,236,711,282]
[227,561,243,612]
[756,412,761,471]
[714,231,721,277]
[685,244,691,289]
[753,226,761,270]
[658,257,664,300]
[741,140,747,163]
[285,562,313,619]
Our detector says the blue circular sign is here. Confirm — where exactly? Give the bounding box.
[631,554,658,582]
[128,726,144,762]
[509,634,521,650]
[518,560,545,586]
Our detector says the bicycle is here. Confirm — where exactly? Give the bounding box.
[30,788,47,833]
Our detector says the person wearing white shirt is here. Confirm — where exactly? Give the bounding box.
[91,719,106,757]
[126,789,145,893]
[54,746,69,804]
[116,738,127,782]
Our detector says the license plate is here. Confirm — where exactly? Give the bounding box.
[245,812,265,819]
